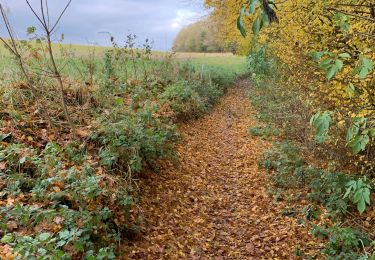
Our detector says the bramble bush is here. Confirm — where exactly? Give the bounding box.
[0,141,133,258]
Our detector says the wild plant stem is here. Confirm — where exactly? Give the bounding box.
[46,32,75,134]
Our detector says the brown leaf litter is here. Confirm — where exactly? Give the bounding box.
[124,79,320,259]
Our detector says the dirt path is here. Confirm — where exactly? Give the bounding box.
[127,80,314,259]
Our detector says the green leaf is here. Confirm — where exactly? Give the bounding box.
[333,13,350,34]
[346,117,367,142]
[74,241,85,252]
[319,58,333,70]
[37,248,47,256]
[357,198,366,214]
[364,188,371,204]
[27,26,36,35]
[310,111,332,143]
[58,230,71,240]
[237,8,247,38]
[338,53,351,59]
[114,97,124,106]
[369,128,375,137]
[310,51,324,62]
[348,134,369,154]
[252,14,262,37]
[354,57,374,80]
[1,234,14,243]
[335,59,344,71]
[346,83,355,98]
[261,11,269,27]
[249,0,258,14]
[326,65,338,81]
[38,232,51,242]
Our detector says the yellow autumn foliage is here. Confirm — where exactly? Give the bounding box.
[206,0,375,159]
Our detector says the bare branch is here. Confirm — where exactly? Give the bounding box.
[25,0,46,29]
[326,7,375,23]
[333,3,374,8]
[51,0,72,33]
[353,31,375,40]
[40,0,49,30]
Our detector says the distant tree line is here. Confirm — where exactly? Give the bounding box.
[173,18,230,53]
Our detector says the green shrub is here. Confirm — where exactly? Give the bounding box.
[260,141,305,188]
[309,170,351,216]
[93,103,178,173]
[260,142,372,216]
[248,45,275,77]
[192,81,223,109]
[249,125,281,139]
[312,225,371,259]
[0,142,134,259]
[160,81,205,119]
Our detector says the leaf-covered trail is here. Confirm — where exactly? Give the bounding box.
[127,80,314,259]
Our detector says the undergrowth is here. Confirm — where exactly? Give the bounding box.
[0,32,246,258]
[249,44,375,258]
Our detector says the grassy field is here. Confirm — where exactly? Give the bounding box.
[175,52,247,76]
[0,41,247,78]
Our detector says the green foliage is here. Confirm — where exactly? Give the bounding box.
[94,103,178,172]
[309,170,351,216]
[310,51,348,81]
[344,178,371,214]
[260,142,305,188]
[192,81,223,109]
[249,125,280,139]
[0,26,246,258]
[237,7,248,37]
[353,57,374,80]
[0,141,134,258]
[310,111,332,143]
[346,117,371,155]
[103,51,115,88]
[261,142,373,216]
[237,0,277,39]
[248,45,275,77]
[312,225,371,259]
[160,81,205,119]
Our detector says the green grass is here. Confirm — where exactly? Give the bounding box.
[175,52,247,76]
[0,42,247,89]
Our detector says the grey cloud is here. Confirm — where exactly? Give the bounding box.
[0,0,205,50]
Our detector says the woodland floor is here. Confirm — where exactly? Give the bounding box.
[126,79,317,259]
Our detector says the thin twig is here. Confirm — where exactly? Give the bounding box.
[25,0,46,29]
[51,0,72,32]
[326,7,375,23]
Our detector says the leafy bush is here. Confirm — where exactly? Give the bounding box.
[192,81,223,109]
[344,178,371,214]
[160,81,205,120]
[261,142,373,216]
[93,103,178,173]
[312,225,371,259]
[309,170,351,216]
[260,141,305,188]
[249,125,281,139]
[248,45,275,77]
[0,142,134,259]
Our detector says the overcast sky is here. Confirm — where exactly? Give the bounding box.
[0,0,206,50]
